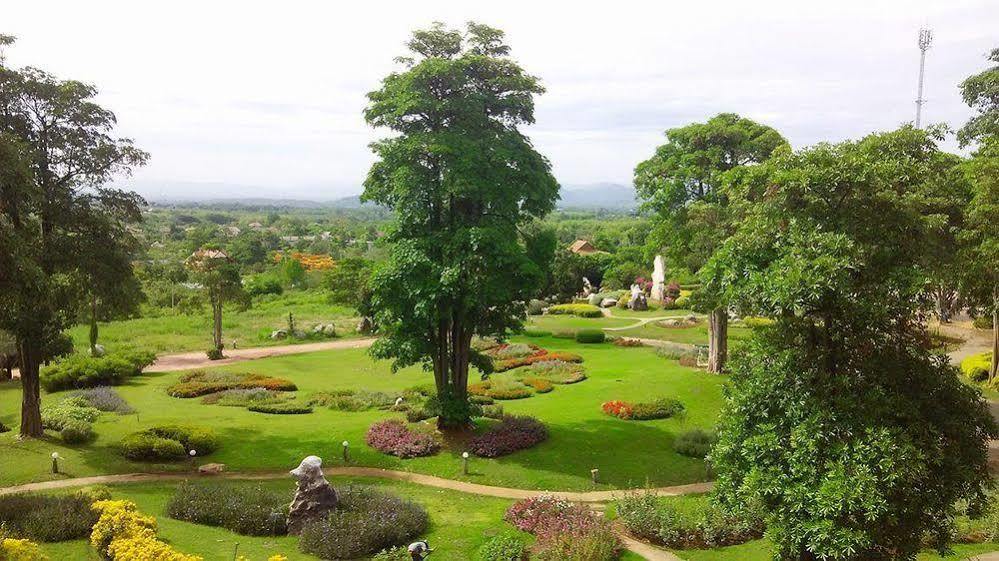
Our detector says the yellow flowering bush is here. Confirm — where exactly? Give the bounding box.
[0,537,49,561]
[90,499,200,561]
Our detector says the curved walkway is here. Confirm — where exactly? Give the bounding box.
[0,467,702,560]
[145,337,377,372]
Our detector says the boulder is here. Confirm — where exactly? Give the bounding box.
[600,298,618,308]
[588,293,602,306]
[629,293,649,311]
[91,344,106,357]
[287,456,339,535]
[270,329,288,340]
[198,463,226,475]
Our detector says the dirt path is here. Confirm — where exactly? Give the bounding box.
[145,338,377,372]
[0,467,705,560]
[939,321,993,365]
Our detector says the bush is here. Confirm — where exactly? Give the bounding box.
[168,370,297,398]
[505,496,620,560]
[41,396,99,431]
[40,350,155,392]
[0,491,98,542]
[601,400,634,419]
[91,499,203,561]
[406,406,434,423]
[120,424,219,460]
[522,377,554,393]
[527,299,547,316]
[961,352,994,383]
[674,429,718,459]
[974,315,995,329]
[60,419,96,444]
[202,388,289,406]
[248,401,313,414]
[547,303,602,318]
[477,532,528,561]
[469,415,548,458]
[366,420,440,458]
[613,338,644,347]
[630,398,685,420]
[481,404,505,419]
[298,486,429,559]
[71,386,134,414]
[522,328,552,338]
[0,535,48,561]
[167,482,289,535]
[205,348,225,360]
[616,492,762,549]
[575,329,606,344]
[674,295,690,309]
[245,275,284,297]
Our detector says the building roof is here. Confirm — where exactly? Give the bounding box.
[568,239,604,255]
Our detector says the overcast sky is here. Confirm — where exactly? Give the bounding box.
[4,0,997,200]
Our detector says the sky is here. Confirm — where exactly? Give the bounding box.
[3,0,997,201]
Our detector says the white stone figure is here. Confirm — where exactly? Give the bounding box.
[651,255,666,301]
[287,456,338,534]
[582,277,594,297]
[630,283,642,301]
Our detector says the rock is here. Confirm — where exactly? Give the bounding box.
[357,317,373,335]
[91,344,106,357]
[629,293,649,311]
[198,462,226,475]
[287,456,339,535]
[321,324,336,337]
[270,329,288,340]
[600,298,618,308]
[588,293,602,306]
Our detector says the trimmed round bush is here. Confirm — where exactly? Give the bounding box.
[366,420,440,458]
[167,482,289,536]
[60,419,96,444]
[469,415,548,458]
[298,486,429,559]
[120,425,219,461]
[477,531,528,561]
[575,329,606,344]
[547,303,602,318]
[631,398,685,420]
[40,350,154,392]
[675,429,718,459]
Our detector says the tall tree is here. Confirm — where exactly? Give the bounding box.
[362,22,558,428]
[185,248,246,359]
[0,42,147,437]
[704,127,996,560]
[634,113,786,372]
[958,48,999,147]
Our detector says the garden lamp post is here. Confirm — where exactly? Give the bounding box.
[51,452,60,474]
[342,440,350,463]
[189,449,197,472]
[462,452,470,475]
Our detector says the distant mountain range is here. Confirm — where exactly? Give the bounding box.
[137,180,638,210]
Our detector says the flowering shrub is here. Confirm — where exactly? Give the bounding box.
[547,303,603,318]
[469,415,548,458]
[167,482,289,536]
[272,251,334,270]
[522,377,554,393]
[477,531,528,561]
[616,492,762,549]
[602,400,634,419]
[299,486,429,559]
[522,361,587,384]
[91,499,204,561]
[366,420,440,458]
[167,371,296,398]
[40,349,155,392]
[71,386,134,414]
[0,536,48,561]
[505,496,620,560]
[674,429,718,459]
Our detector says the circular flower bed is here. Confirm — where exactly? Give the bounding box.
[469,415,548,458]
[365,419,440,458]
[505,495,620,560]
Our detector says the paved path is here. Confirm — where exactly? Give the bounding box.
[0,466,708,560]
[145,338,376,372]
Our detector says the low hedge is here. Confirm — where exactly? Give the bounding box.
[575,329,606,344]
[120,424,219,461]
[40,349,155,392]
[0,487,107,542]
[248,402,313,414]
[469,415,548,458]
[547,303,603,318]
[167,481,290,536]
[477,532,528,561]
[167,370,297,398]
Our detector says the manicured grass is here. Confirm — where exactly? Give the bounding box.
[34,477,532,560]
[608,308,693,319]
[612,321,751,346]
[671,539,998,560]
[67,290,360,354]
[525,315,635,333]
[0,337,724,491]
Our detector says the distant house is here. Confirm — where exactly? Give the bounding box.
[248,222,264,230]
[568,239,605,255]
[221,225,242,237]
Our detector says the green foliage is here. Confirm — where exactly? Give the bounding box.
[120,424,219,461]
[574,329,605,344]
[630,397,684,420]
[167,481,290,536]
[547,303,602,318]
[616,492,762,549]
[974,315,995,329]
[0,491,98,542]
[477,532,528,561]
[247,401,312,414]
[40,349,154,392]
[244,274,283,297]
[549,250,614,300]
[673,429,717,459]
[324,257,372,307]
[362,23,558,427]
[526,299,547,315]
[958,48,999,146]
[60,419,96,444]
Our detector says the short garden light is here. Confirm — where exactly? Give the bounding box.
[462,452,470,475]
[590,468,599,484]
[189,449,197,471]
[342,440,350,463]
[51,452,60,474]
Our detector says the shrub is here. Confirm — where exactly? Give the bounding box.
[371,547,409,561]
[477,532,528,561]
[168,370,296,398]
[974,315,995,329]
[0,536,48,561]
[248,401,313,414]
[674,429,718,459]
[616,492,762,549]
[167,482,289,536]
[91,499,202,561]
[961,352,994,383]
[41,396,99,431]
[522,328,552,338]
[470,394,495,405]
[206,348,224,360]
[470,415,548,458]
[406,406,434,423]
[533,526,620,561]
[552,330,575,339]
[613,338,643,347]
[298,486,429,559]
[742,316,775,329]
[366,420,440,458]
[61,419,96,444]
[506,496,620,560]
[40,350,155,392]
[522,377,554,393]
[630,398,685,420]
[674,295,690,309]
[481,404,505,419]
[245,275,283,297]
[71,386,134,414]
[601,400,634,419]
[547,303,602,318]
[0,491,98,542]
[575,329,606,344]
[120,424,219,460]
[527,299,547,315]
[202,388,289,406]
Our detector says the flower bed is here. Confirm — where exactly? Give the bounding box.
[91,500,203,561]
[469,415,548,458]
[616,492,762,549]
[602,398,684,420]
[167,371,297,398]
[488,343,583,373]
[247,401,313,414]
[520,360,587,384]
[366,420,440,458]
[505,495,620,560]
[167,482,290,536]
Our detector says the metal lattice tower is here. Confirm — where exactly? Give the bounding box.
[915,28,933,128]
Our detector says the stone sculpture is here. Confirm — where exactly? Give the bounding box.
[651,255,666,301]
[287,455,339,534]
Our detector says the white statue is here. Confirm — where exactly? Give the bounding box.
[630,283,642,300]
[651,255,666,301]
[582,277,594,297]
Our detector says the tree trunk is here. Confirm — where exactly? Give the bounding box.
[212,299,223,352]
[991,307,998,382]
[18,339,43,438]
[89,294,99,355]
[708,307,728,373]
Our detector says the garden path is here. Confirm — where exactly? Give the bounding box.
[145,337,377,372]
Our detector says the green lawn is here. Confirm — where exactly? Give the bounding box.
[34,477,532,560]
[607,308,694,319]
[67,290,361,355]
[525,315,636,333]
[612,321,751,346]
[672,539,998,560]
[0,337,724,491]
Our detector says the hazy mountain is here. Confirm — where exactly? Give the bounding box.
[558,183,637,209]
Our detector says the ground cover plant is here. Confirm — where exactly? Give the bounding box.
[0,487,107,542]
[119,424,219,461]
[546,303,603,318]
[40,396,100,443]
[298,486,430,559]
[248,401,313,414]
[71,386,134,414]
[167,481,290,535]
[366,419,440,458]
[308,389,395,411]
[201,387,290,406]
[674,429,718,459]
[40,350,156,392]
[616,492,763,549]
[469,415,548,458]
[505,495,620,560]
[168,370,297,398]
[602,398,684,420]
